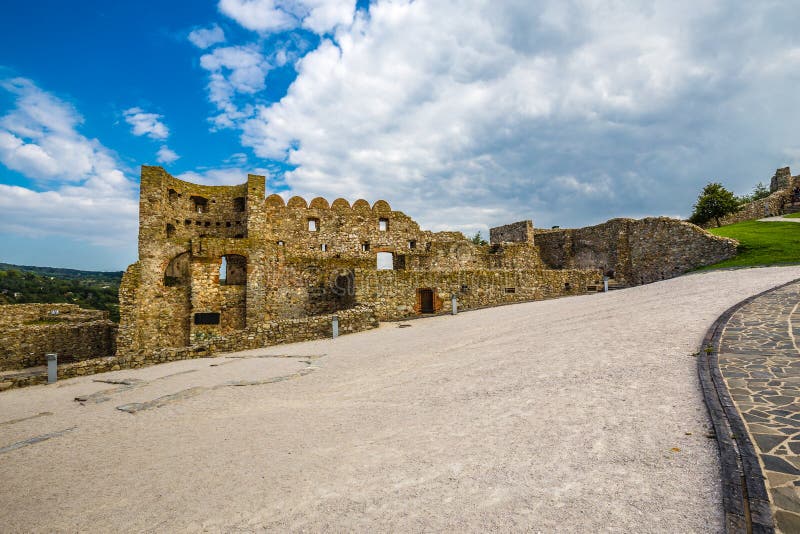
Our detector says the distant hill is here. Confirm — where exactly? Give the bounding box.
[0,263,123,322]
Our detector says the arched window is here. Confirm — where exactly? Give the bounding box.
[164,252,190,286]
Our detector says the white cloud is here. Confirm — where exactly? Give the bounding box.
[123,107,170,140]
[188,24,226,49]
[199,45,271,128]
[0,78,138,247]
[221,0,800,231]
[157,145,180,164]
[218,0,355,35]
[177,165,271,186]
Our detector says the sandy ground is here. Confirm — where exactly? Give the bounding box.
[2,266,800,533]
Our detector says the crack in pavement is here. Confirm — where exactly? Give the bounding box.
[0,412,53,427]
[116,366,321,414]
[0,427,77,455]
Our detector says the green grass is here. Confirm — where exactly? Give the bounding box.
[783,212,800,218]
[700,220,800,269]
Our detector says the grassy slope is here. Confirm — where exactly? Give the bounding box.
[783,212,800,218]
[702,220,800,269]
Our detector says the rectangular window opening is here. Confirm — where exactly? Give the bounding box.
[379,218,388,231]
[308,218,319,231]
[194,312,220,325]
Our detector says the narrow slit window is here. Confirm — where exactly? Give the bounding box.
[219,257,227,284]
[321,243,328,251]
[409,240,416,249]
[361,242,370,252]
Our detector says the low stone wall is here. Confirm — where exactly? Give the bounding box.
[197,304,378,353]
[708,189,790,228]
[355,268,600,320]
[0,305,378,391]
[535,217,737,286]
[0,304,117,371]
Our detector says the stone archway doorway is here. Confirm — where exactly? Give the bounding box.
[418,288,435,314]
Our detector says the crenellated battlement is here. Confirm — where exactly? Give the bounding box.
[265,193,394,214]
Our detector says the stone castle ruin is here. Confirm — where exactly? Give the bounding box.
[114,166,737,359]
[0,165,739,389]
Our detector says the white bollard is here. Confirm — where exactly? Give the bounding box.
[451,294,458,315]
[332,315,339,338]
[46,353,57,384]
[603,277,609,293]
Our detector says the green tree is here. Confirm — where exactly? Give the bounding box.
[736,181,771,204]
[689,182,741,227]
[470,232,488,246]
[751,181,771,201]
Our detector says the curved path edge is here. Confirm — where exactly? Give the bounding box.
[698,278,800,534]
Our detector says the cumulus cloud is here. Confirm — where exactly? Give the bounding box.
[217,0,800,233]
[188,24,226,49]
[199,45,271,128]
[123,107,170,140]
[156,145,180,164]
[218,0,355,35]
[0,78,138,246]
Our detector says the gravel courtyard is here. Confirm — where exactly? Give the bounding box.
[3,266,800,532]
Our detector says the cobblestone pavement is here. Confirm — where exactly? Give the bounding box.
[719,281,800,532]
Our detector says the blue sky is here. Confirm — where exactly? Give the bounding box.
[1,0,800,270]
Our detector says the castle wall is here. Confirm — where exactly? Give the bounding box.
[535,217,737,285]
[0,304,117,371]
[490,220,534,245]
[1,306,378,391]
[355,268,598,320]
[702,166,799,228]
[709,189,790,227]
[118,167,724,363]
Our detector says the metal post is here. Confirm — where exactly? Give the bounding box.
[332,315,339,338]
[451,293,458,315]
[603,277,609,293]
[46,353,57,384]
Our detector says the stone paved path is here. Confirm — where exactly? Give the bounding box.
[719,281,800,532]
[758,216,800,223]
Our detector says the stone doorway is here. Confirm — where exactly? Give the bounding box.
[417,288,435,314]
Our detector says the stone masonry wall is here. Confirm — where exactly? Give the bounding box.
[355,268,600,320]
[706,166,800,228]
[0,305,377,391]
[535,217,737,286]
[770,167,794,193]
[489,220,534,245]
[0,304,117,371]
